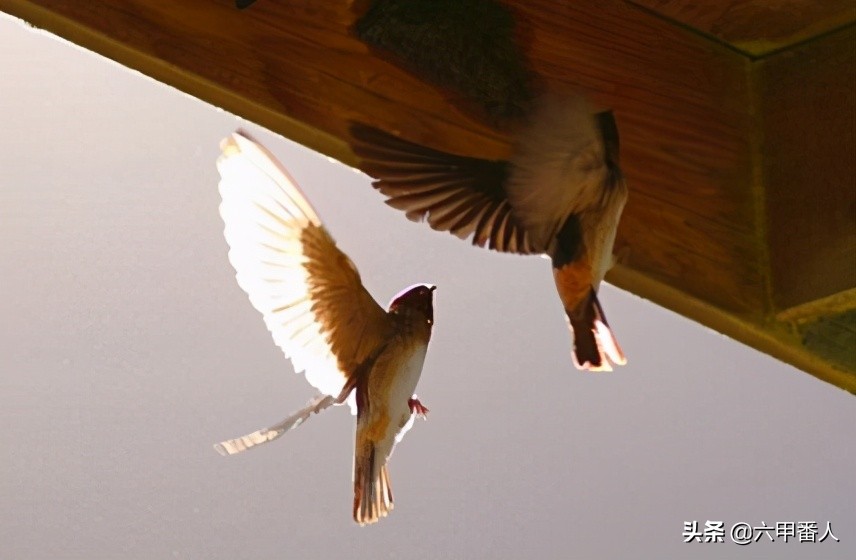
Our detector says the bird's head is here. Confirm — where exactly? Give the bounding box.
[388,284,436,325]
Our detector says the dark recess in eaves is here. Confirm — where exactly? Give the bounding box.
[354,0,534,124]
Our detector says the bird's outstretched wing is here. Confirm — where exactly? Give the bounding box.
[217,132,393,410]
[350,123,539,255]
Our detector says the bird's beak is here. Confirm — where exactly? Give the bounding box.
[429,285,437,292]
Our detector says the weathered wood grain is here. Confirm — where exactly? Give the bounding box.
[759,25,856,312]
[629,0,856,56]
[802,310,856,372]
[503,1,763,315]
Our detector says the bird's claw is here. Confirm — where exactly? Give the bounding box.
[408,397,429,419]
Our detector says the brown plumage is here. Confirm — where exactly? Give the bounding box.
[214,131,436,525]
[350,95,627,370]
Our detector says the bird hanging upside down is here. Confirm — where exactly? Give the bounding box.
[214,131,436,525]
[350,96,627,371]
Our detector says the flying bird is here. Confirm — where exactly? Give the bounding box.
[215,131,436,525]
[349,96,627,371]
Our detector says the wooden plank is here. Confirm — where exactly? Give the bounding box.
[505,1,764,316]
[801,310,856,372]
[628,0,856,56]
[759,25,856,313]
[609,265,856,393]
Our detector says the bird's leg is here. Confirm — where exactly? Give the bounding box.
[408,396,429,419]
[335,376,357,404]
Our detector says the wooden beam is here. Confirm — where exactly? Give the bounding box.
[0,0,764,310]
[801,310,856,372]
[608,266,856,393]
[1,0,852,392]
[503,1,763,318]
[628,0,856,56]
[758,25,856,314]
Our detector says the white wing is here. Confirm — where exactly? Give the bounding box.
[217,132,392,412]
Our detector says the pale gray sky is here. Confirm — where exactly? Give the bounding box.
[1,13,853,560]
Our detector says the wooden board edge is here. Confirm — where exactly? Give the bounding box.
[607,265,856,395]
[0,1,357,166]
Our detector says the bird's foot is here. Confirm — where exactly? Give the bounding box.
[408,397,429,419]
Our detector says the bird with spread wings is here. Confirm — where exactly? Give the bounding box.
[214,131,436,525]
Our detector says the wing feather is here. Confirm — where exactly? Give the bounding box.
[350,123,541,254]
[217,132,392,410]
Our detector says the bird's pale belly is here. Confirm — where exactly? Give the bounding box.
[373,342,428,457]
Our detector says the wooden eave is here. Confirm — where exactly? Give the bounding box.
[1,0,853,392]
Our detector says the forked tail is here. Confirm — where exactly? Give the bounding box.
[352,442,394,525]
[567,290,626,372]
